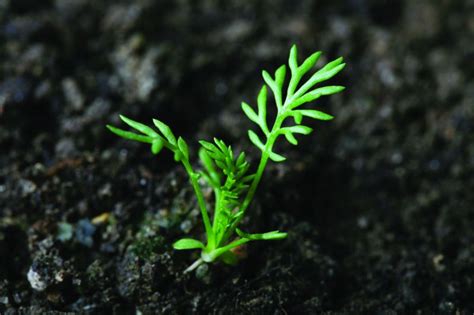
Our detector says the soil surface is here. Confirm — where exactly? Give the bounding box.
[1,0,474,314]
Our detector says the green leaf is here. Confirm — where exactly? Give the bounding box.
[283,131,298,145]
[297,109,334,121]
[263,65,286,110]
[274,65,286,89]
[248,130,264,151]
[312,85,345,96]
[268,151,286,162]
[257,86,269,134]
[292,111,303,124]
[291,85,345,108]
[119,115,159,138]
[284,125,313,135]
[241,102,259,124]
[199,140,216,152]
[295,57,345,98]
[177,137,189,160]
[199,148,220,186]
[151,139,164,154]
[153,119,177,145]
[288,44,298,72]
[236,229,287,240]
[106,125,152,143]
[173,238,205,250]
[287,49,322,98]
[298,51,322,76]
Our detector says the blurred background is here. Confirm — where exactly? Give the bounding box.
[1,0,473,313]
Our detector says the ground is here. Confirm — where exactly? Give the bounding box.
[1,0,474,314]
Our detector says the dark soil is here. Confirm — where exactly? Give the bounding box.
[1,0,474,314]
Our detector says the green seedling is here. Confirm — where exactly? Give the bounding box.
[107,45,345,272]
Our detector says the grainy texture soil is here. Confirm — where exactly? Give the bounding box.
[1,0,474,314]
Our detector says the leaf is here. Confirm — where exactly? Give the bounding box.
[288,44,298,72]
[236,229,288,240]
[248,130,265,151]
[241,102,259,124]
[173,238,205,250]
[106,125,152,143]
[287,49,322,98]
[312,85,345,96]
[307,60,345,88]
[151,139,164,154]
[257,86,269,134]
[153,119,177,145]
[297,109,334,121]
[292,111,303,124]
[291,85,345,108]
[199,148,220,186]
[284,125,313,135]
[269,151,286,162]
[274,65,286,90]
[283,131,298,145]
[177,137,189,160]
[199,140,216,152]
[262,70,276,92]
[262,66,286,110]
[298,51,322,77]
[119,115,159,138]
[295,57,345,98]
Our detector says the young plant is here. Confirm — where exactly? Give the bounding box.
[107,45,345,272]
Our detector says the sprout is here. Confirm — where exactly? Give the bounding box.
[107,45,345,272]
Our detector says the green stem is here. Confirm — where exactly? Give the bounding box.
[220,112,287,244]
[182,159,215,248]
[202,237,250,262]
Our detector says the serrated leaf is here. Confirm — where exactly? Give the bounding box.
[241,102,259,124]
[119,115,159,138]
[151,139,164,154]
[298,109,334,120]
[106,125,152,143]
[153,119,177,145]
[248,130,264,151]
[173,238,204,250]
[177,137,189,160]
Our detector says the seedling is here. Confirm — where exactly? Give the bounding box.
[107,45,345,272]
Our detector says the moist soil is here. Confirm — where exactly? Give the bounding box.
[1,0,474,314]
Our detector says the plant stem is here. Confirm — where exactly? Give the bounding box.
[202,238,250,262]
[184,258,204,273]
[182,160,214,248]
